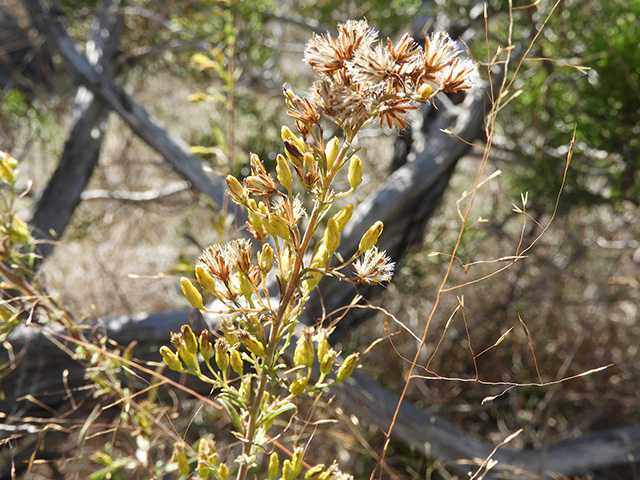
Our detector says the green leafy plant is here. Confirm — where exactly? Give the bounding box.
[160,19,478,479]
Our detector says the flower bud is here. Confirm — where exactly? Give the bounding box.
[333,204,354,231]
[418,83,434,99]
[181,277,204,310]
[242,333,265,357]
[215,345,229,372]
[197,437,217,479]
[303,152,315,174]
[268,451,280,480]
[173,442,190,476]
[336,352,359,382]
[258,244,274,275]
[358,221,383,253]
[323,218,340,253]
[181,325,199,355]
[159,346,183,371]
[221,320,239,346]
[230,349,243,375]
[226,175,247,205]
[320,348,337,375]
[325,137,339,170]
[281,125,295,142]
[199,330,213,360]
[316,334,330,364]
[294,332,314,367]
[289,376,308,396]
[217,463,229,480]
[348,155,362,189]
[305,464,326,480]
[267,213,291,241]
[238,273,254,299]
[195,265,218,295]
[291,447,304,477]
[276,154,292,189]
[282,460,294,480]
[284,138,304,167]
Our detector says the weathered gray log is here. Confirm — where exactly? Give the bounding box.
[23,0,231,211]
[28,0,122,261]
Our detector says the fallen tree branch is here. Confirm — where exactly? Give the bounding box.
[80,181,191,201]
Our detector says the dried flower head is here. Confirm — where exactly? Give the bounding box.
[226,239,253,275]
[303,20,478,131]
[352,247,395,285]
[311,77,374,129]
[199,244,232,282]
[304,19,377,74]
[271,196,306,224]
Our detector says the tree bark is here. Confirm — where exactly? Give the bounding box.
[28,0,122,261]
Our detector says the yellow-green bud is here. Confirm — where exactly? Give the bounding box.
[325,137,339,170]
[311,244,329,269]
[182,325,198,355]
[282,460,294,480]
[276,153,293,189]
[197,437,217,479]
[336,352,359,382]
[418,83,434,99]
[221,320,239,346]
[181,277,204,310]
[305,464,326,480]
[242,334,265,357]
[293,333,314,367]
[215,345,229,371]
[283,85,295,102]
[268,452,279,480]
[195,265,217,295]
[348,155,362,189]
[281,125,295,142]
[320,348,337,375]
[303,152,315,174]
[230,349,243,375]
[226,175,247,205]
[259,244,274,275]
[289,376,308,396]
[358,221,383,253]
[173,442,190,476]
[291,447,304,477]
[268,213,290,241]
[316,335,330,364]
[199,331,213,360]
[333,204,354,231]
[238,273,254,299]
[217,463,229,480]
[323,218,340,253]
[159,346,183,371]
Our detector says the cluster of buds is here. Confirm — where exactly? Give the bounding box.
[290,327,357,396]
[173,438,229,480]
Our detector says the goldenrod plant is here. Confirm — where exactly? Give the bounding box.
[161,20,478,480]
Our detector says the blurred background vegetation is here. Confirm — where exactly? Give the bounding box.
[1,0,639,478]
